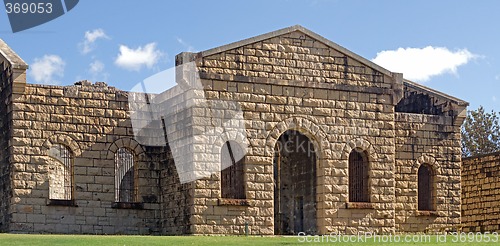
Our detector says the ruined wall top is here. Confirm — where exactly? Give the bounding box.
[24,80,129,100]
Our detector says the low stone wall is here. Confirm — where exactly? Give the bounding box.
[462,152,500,232]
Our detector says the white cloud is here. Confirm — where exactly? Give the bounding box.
[176,37,196,52]
[495,75,500,80]
[29,55,65,84]
[493,96,497,102]
[88,60,109,81]
[80,28,110,54]
[114,42,163,71]
[372,46,477,82]
[89,60,104,74]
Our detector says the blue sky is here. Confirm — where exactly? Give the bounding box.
[0,0,498,112]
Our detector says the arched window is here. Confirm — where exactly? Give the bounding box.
[221,141,245,199]
[418,164,434,211]
[348,149,369,202]
[48,144,73,201]
[115,148,136,203]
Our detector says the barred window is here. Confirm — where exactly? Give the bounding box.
[48,144,73,200]
[221,141,245,199]
[115,148,136,203]
[348,149,369,202]
[418,164,433,211]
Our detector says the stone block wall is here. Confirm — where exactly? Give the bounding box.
[0,59,14,231]
[185,30,402,235]
[462,153,500,232]
[160,150,193,235]
[0,44,28,232]
[0,27,467,235]
[7,82,163,234]
[394,113,462,232]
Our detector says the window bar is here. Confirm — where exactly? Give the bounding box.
[62,145,72,200]
[349,150,368,203]
[115,148,135,203]
[115,152,119,202]
[133,151,138,202]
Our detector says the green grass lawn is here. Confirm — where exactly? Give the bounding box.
[0,233,499,245]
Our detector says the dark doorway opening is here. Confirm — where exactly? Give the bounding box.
[273,130,317,235]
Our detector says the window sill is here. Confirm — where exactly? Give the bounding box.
[218,198,250,206]
[48,199,77,207]
[416,210,439,217]
[111,202,144,209]
[346,202,373,209]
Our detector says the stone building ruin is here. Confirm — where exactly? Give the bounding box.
[0,25,468,235]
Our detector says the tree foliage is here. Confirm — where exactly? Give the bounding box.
[461,106,500,157]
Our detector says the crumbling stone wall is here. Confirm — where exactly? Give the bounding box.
[0,26,467,235]
[7,82,162,234]
[462,153,500,232]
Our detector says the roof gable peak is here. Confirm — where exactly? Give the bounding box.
[198,25,393,77]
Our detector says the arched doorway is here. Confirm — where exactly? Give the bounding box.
[273,130,317,235]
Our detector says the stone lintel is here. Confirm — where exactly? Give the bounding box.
[346,202,374,209]
[217,198,250,206]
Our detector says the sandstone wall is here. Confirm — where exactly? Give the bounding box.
[186,30,401,235]
[8,82,163,234]
[462,153,500,232]
[160,149,193,235]
[394,113,462,232]
[0,47,27,231]
[0,60,14,231]
[0,28,467,235]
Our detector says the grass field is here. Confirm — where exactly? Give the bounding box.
[0,233,499,245]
